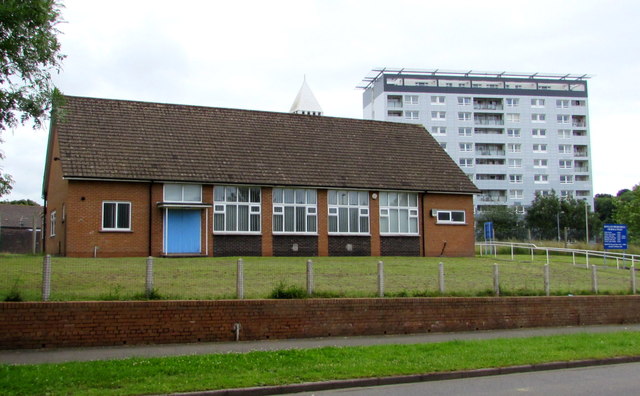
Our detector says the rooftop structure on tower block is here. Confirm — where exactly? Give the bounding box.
[42,95,479,258]
[360,68,594,213]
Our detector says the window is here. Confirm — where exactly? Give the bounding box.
[431,96,445,104]
[405,110,419,120]
[404,95,419,105]
[439,142,447,150]
[507,128,521,138]
[531,114,546,123]
[532,144,547,153]
[272,188,317,233]
[458,97,471,106]
[379,192,419,234]
[459,143,473,152]
[458,112,471,121]
[505,113,520,123]
[560,190,574,199]
[531,98,545,107]
[459,158,474,167]
[558,144,572,154]
[328,190,369,234]
[536,190,551,197]
[508,159,522,168]
[558,129,571,139]
[505,98,519,107]
[509,190,523,200]
[557,114,570,124]
[431,111,446,120]
[533,159,548,168]
[556,99,569,108]
[509,174,523,184]
[534,174,549,184]
[435,210,465,225]
[458,127,472,136]
[164,184,202,202]
[102,202,131,231]
[560,175,574,184]
[213,186,261,233]
[507,143,521,153]
[532,128,546,138]
[559,160,573,169]
[432,126,447,135]
[50,211,56,237]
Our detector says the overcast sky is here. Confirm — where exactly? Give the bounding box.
[2,0,639,203]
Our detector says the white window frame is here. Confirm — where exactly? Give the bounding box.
[531,98,545,108]
[560,175,574,184]
[101,201,131,231]
[458,112,471,121]
[533,159,548,168]
[50,210,56,237]
[164,183,202,203]
[558,144,572,154]
[533,144,547,153]
[560,190,574,199]
[404,95,419,105]
[458,127,472,136]
[531,113,546,123]
[505,98,519,107]
[507,143,521,153]
[431,96,445,105]
[404,110,419,120]
[458,97,471,106]
[459,158,474,168]
[532,128,547,138]
[556,99,569,108]
[328,190,370,235]
[431,111,446,121]
[558,129,571,139]
[435,210,466,225]
[379,192,419,235]
[509,174,523,184]
[272,188,317,234]
[559,160,573,169]
[506,113,520,123]
[509,190,524,200]
[459,143,473,152]
[534,174,549,184]
[432,126,447,135]
[508,159,522,168]
[507,128,521,138]
[557,114,570,124]
[213,186,261,234]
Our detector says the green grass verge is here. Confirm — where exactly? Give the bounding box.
[1,254,635,301]
[1,331,639,395]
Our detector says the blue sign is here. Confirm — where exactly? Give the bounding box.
[604,224,628,250]
[484,222,494,241]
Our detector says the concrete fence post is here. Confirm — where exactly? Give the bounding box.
[510,243,514,260]
[438,262,445,294]
[631,262,637,295]
[306,259,314,296]
[236,258,244,299]
[41,254,51,301]
[544,264,550,296]
[591,265,598,294]
[586,252,590,269]
[145,256,154,297]
[493,263,500,296]
[530,247,534,263]
[32,216,38,254]
[377,260,384,297]
[545,249,550,265]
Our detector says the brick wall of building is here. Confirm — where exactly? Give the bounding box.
[214,235,262,257]
[381,236,421,256]
[273,235,319,256]
[423,194,476,257]
[2,296,640,349]
[329,236,371,256]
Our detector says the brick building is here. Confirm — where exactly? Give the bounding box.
[43,96,479,257]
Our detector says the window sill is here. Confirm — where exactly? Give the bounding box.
[213,232,262,236]
[100,229,133,233]
[272,233,319,236]
[328,233,371,237]
[380,233,419,237]
[435,222,467,226]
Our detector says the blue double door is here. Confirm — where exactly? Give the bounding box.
[165,209,201,254]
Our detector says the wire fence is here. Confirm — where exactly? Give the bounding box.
[1,248,637,301]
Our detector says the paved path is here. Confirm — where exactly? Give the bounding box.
[2,324,640,365]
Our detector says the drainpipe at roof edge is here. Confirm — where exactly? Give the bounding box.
[148,181,153,257]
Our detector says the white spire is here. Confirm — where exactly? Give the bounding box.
[290,77,323,116]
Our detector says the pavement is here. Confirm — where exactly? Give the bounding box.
[2,324,640,395]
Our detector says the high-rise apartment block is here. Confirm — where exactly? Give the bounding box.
[360,69,594,212]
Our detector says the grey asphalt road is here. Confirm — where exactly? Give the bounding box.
[295,362,640,396]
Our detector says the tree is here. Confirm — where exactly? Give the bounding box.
[475,206,526,240]
[525,192,562,240]
[0,0,65,197]
[594,193,615,224]
[614,183,640,243]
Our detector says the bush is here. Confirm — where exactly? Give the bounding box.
[269,281,307,299]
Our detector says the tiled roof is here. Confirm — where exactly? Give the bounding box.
[53,96,479,193]
[0,204,43,228]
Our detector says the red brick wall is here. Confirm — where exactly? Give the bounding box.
[44,128,68,256]
[423,194,476,257]
[2,296,640,349]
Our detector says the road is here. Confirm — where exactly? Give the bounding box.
[294,362,640,396]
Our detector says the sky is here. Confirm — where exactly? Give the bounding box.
[2,0,639,203]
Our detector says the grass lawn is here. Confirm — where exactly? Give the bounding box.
[0,253,635,300]
[1,331,640,395]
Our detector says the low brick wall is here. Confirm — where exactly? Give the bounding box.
[2,296,640,349]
